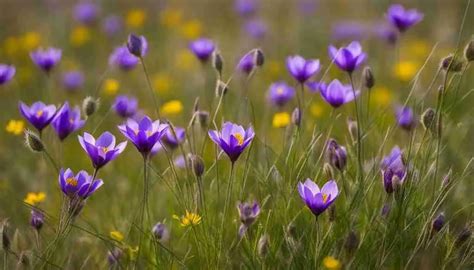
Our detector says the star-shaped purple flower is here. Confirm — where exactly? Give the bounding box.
[30,47,62,73]
[189,38,215,62]
[267,81,295,107]
[286,55,320,83]
[386,4,423,32]
[208,122,255,163]
[113,95,138,118]
[109,46,139,71]
[298,179,339,216]
[328,41,366,73]
[381,146,407,193]
[62,71,84,91]
[52,102,85,140]
[59,168,103,199]
[319,79,359,108]
[78,132,127,169]
[395,106,416,131]
[19,101,57,131]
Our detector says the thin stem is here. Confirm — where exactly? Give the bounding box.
[217,162,235,264]
[136,156,150,268]
[140,59,161,118]
[348,73,363,184]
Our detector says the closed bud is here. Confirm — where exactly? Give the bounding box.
[381,202,391,218]
[344,230,359,254]
[1,221,10,251]
[215,80,228,97]
[328,205,336,222]
[421,108,436,133]
[107,247,123,266]
[196,110,209,128]
[30,210,44,231]
[432,212,445,233]
[440,54,464,73]
[362,66,375,89]
[24,130,44,152]
[190,154,205,177]
[212,51,223,75]
[254,49,264,67]
[152,222,170,242]
[464,39,474,62]
[127,34,147,58]
[347,118,358,144]
[326,139,347,171]
[257,234,270,258]
[291,107,301,127]
[441,169,452,188]
[455,225,471,247]
[82,96,99,117]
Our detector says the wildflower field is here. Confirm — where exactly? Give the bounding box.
[1,0,473,269]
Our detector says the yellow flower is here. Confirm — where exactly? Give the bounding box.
[393,60,419,82]
[310,103,325,118]
[160,8,183,28]
[126,9,146,28]
[180,20,202,39]
[24,192,46,206]
[22,32,41,51]
[161,100,183,116]
[6,120,25,135]
[126,246,139,261]
[103,79,120,96]
[153,73,172,94]
[110,231,124,242]
[4,36,20,57]
[371,86,392,108]
[272,112,290,128]
[175,50,197,71]
[173,211,201,227]
[323,256,341,270]
[70,26,91,47]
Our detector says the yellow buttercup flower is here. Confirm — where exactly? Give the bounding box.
[70,26,91,47]
[175,50,197,71]
[173,211,201,227]
[371,86,392,108]
[161,100,183,116]
[103,79,120,96]
[180,20,202,39]
[393,60,419,82]
[323,256,341,270]
[24,192,46,206]
[272,112,290,128]
[6,120,25,136]
[160,8,183,28]
[310,103,325,118]
[126,9,146,28]
[22,32,41,51]
[110,231,124,242]
[153,73,172,94]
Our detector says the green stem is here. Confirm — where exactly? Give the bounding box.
[348,73,363,184]
[140,59,161,118]
[217,162,235,264]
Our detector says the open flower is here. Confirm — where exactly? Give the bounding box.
[395,106,416,131]
[286,55,320,83]
[19,101,57,131]
[74,2,99,25]
[189,38,215,62]
[0,64,15,85]
[298,179,339,216]
[386,4,423,32]
[208,122,255,163]
[160,126,186,150]
[319,79,359,108]
[113,95,138,118]
[173,211,201,227]
[52,102,85,140]
[118,116,168,156]
[30,47,62,72]
[78,132,127,169]
[62,71,84,91]
[381,146,407,193]
[59,168,103,199]
[328,41,366,73]
[267,81,295,107]
[24,192,46,206]
[109,46,139,71]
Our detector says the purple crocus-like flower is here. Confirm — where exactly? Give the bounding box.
[30,47,62,73]
[298,179,339,216]
[127,34,148,58]
[189,38,215,62]
[78,132,127,169]
[118,116,168,157]
[381,146,407,193]
[395,106,416,131]
[328,41,366,73]
[152,222,170,242]
[52,102,85,140]
[160,127,186,150]
[234,0,258,17]
[386,4,423,32]
[326,139,347,171]
[244,19,267,39]
[267,81,295,107]
[59,168,103,199]
[62,71,84,91]
[102,15,123,37]
[0,64,15,85]
[108,46,139,71]
[286,55,320,83]
[237,201,260,237]
[74,2,99,25]
[113,95,138,118]
[19,101,57,131]
[30,210,44,231]
[209,122,255,163]
[237,51,256,75]
[319,79,359,108]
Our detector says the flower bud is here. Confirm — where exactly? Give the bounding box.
[441,169,452,188]
[215,80,228,97]
[421,107,436,133]
[127,34,147,58]
[464,39,474,62]
[432,212,445,233]
[455,225,471,247]
[1,221,10,251]
[152,222,170,242]
[440,54,464,73]
[362,66,375,89]
[212,51,223,76]
[196,110,209,128]
[328,205,336,222]
[326,139,347,171]
[107,247,123,266]
[30,210,44,231]
[257,234,270,258]
[381,202,391,218]
[291,107,301,127]
[24,130,44,152]
[254,49,264,67]
[190,154,205,177]
[344,230,359,254]
[82,96,99,117]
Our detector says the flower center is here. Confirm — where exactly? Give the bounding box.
[101,146,109,153]
[69,118,74,124]
[36,110,44,117]
[146,130,153,137]
[322,193,329,203]
[233,133,244,145]
[276,87,284,95]
[66,177,78,187]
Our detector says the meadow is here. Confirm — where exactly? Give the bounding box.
[0,0,473,269]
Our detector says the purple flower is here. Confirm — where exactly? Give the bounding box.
[208,122,255,163]
[78,132,127,169]
[244,19,267,39]
[189,38,215,62]
[267,81,295,107]
[113,95,138,118]
[152,222,170,242]
[108,46,139,71]
[127,34,148,58]
[52,102,85,140]
[237,201,260,237]
[160,127,186,150]
[30,210,44,231]
[372,24,398,45]
[326,139,347,171]
[395,106,416,131]
[305,81,323,93]
[102,15,123,37]
[298,179,339,216]
[118,116,168,157]
[432,212,445,232]
[237,51,256,75]
[319,79,359,108]
[234,0,258,17]
[0,64,15,85]
[74,2,99,25]
[59,168,103,199]
[381,146,407,193]
[19,101,57,131]
[286,55,320,83]
[331,21,368,42]
[62,71,84,91]
[30,47,62,73]
[328,41,366,73]
[386,4,423,32]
